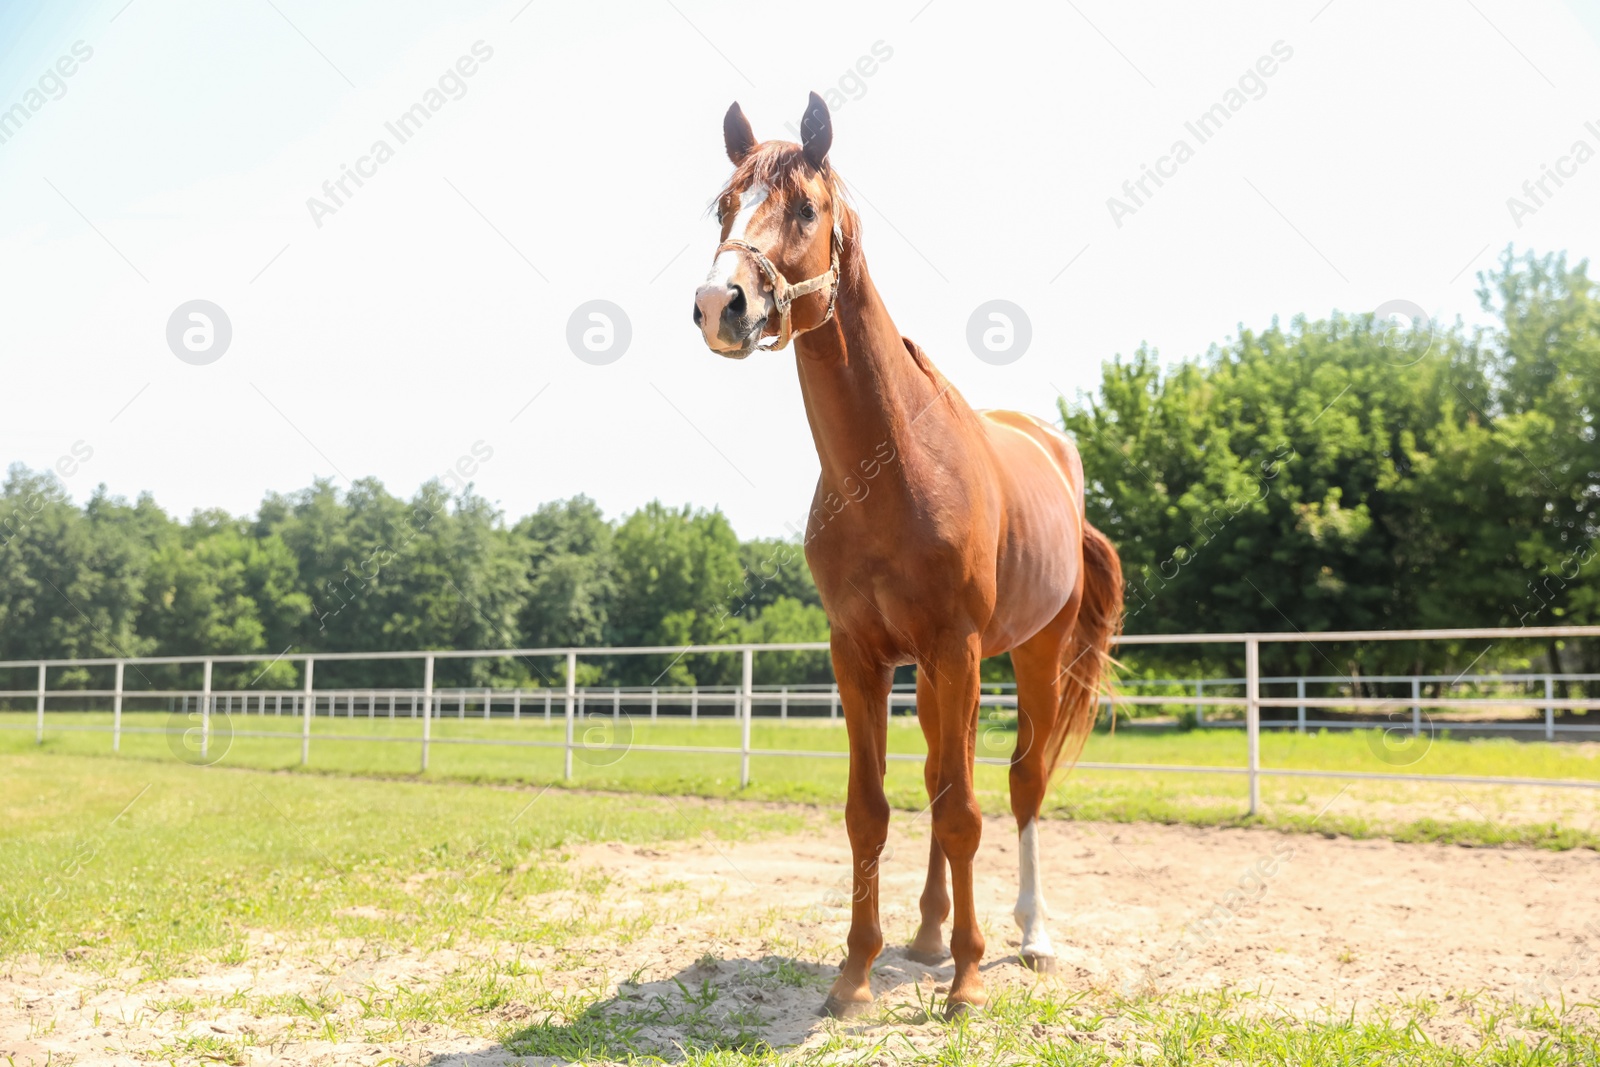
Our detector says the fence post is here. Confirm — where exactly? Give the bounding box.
[613,686,621,724]
[301,659,315,766]
[388,691,395,720]
[1411,677,1421,737]
[1545,675,1555,741]
[650,688,658,722]
[484,686,492,720]
[420,655,435,772]
[112,661,125,753]
[780,686,788,720]
[513,690,521,722]
[200,660,213,763]
[830,685,838,720]
[1245,637,1260,817]
[544,689,552,723]
[740,647,754,789]
[1296,677,1306,734]
[691,686,699,722]
[34,662,45,744]
[564,651,577,780]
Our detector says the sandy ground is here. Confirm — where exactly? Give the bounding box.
[3,814,1598,1065]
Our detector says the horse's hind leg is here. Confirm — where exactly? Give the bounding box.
[1007,603,1079,973]
[907,671,950,963]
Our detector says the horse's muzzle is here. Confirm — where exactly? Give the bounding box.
[694,280,769,356]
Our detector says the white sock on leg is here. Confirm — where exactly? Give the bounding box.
[1013,818,1055,961]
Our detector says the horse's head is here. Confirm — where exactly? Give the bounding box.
[694,93,854,358]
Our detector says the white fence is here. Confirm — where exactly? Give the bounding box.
[113,671,1600,741]
[4,625,1600,815]
[1166,673,1600,740]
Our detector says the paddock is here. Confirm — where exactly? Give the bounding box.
[3,627,1599,1064]
[1,754,1597,1065]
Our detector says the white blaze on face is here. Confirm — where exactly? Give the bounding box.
[705,182,770,290]
[1014,818,1055,960]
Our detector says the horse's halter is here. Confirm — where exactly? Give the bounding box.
[714,216,842,352]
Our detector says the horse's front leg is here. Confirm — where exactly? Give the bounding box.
[821,641,894,1019]
[907,669,950,963]
[923,632,987,1016]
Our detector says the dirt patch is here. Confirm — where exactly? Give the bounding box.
[3,815,1597,1064]
[565,813,1600,1011]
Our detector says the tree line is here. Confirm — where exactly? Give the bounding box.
[0,480,828,691]
[2,250,1596,689]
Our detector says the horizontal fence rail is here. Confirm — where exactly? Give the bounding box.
[4,626,1600,813]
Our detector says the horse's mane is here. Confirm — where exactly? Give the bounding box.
[715,142,866,283]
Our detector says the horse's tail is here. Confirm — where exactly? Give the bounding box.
[1047,521,1124,779]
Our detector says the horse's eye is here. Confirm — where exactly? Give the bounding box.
[799,201,817,222]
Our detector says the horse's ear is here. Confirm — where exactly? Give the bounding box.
[724,102,757,164]
[800,91,831,170]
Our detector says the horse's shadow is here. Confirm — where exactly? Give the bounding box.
[421,948,968,1065]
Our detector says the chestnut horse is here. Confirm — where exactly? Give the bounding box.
[693,94,1123,1018]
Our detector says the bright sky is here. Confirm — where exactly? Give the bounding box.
[2,0,1599,538]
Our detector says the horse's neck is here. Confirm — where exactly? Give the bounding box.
[792,262,946,494]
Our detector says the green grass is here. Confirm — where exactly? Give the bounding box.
[0,751,809,968]
[502,984,1600,1066]
[4,709,1598,850]
[4,751,1597,1064]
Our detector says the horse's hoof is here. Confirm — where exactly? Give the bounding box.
[904,945,950,965]
[943,997,979,1020]
[819,994,873,1019]
[1020,952,1058,974]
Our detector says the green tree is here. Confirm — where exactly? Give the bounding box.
[740,595,832,684]
[0,471,151,683]
[514,496,615,653]
[1060,249,1600,678]
[735,537,820,615]
[259,479,530,686]
[608,502,744,684]
[136,515,310,687]
[1472,250,1600,676]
